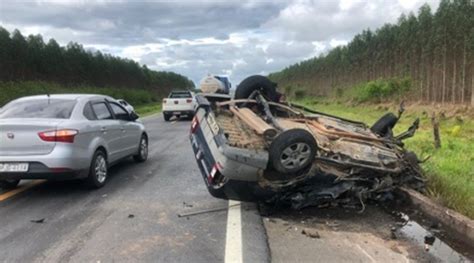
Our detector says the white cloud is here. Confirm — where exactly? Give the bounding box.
[0,0,440,85]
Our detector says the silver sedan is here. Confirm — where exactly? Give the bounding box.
[0,94,148,189]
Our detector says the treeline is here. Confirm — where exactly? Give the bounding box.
[269,0,474,105]
[0,27,194,97]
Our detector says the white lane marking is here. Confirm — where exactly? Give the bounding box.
[225,200,243,263]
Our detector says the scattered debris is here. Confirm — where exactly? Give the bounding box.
[177,203,240,218]
[424,234,436,251]
[326,221,340,228]
[264,217,276,223]
[30,218,45,224]
[390,227,398,239]
[183,202,193,208]
[301,228,321,239]
[128,214,135,219]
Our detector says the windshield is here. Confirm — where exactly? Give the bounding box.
[0,98,77,119]
[169,92,192,98]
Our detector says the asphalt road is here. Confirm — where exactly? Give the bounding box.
[0,115,268,262]
[2,114,471,263]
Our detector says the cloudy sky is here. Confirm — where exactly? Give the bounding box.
[0,0,439,85]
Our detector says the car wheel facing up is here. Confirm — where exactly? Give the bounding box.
[86,150,108,189]
[269,129,317,175]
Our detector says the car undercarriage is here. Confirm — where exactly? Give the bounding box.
[191,75,425,210]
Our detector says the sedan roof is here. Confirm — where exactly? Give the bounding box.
[13,94,113,102]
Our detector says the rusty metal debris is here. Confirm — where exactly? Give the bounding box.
[177,203,240,218]
[301,228,321,239]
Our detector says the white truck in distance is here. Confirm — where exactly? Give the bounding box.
[162,91,196,121]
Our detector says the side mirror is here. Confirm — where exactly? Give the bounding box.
[130,111,139,121]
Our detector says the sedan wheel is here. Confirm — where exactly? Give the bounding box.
[86,150,108,188]
[133,135,148,162]
[95,155,108,184]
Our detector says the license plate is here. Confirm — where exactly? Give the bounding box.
[207,113,220,135]
[173,111,181,115]
[0,163,29,173]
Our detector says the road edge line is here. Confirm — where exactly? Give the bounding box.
[225,200,243,263]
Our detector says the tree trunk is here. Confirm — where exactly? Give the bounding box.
[442,48,447,104]
[471,68,474,106]
[427,65,431,102]
[452,60,457,104]
[431,113,441,149]
[461,42,466,104]
[442,28,447,104]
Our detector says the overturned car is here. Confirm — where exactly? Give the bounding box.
[189,75,424,209]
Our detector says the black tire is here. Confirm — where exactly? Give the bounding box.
[163,113,171,122]
[371,113,398,137]
[85,150,108,189]
[0,179,20,189]
[133,135,148,163]
[186,113,194,121]
[235,75,279,102]
[269,129,317,174]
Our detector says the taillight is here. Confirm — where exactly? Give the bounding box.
[186,99,192,103]
[208,162,223,183]
[163,99,167,103]
[38,129,78,143]
[190,116,199,133]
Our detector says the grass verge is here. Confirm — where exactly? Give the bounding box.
[294,98,474,219]
[135,103,162,117]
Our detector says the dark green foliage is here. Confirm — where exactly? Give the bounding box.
[0,81,154,107]
[269,0,474,105]
[0,27,194,100]
[351,77,411,102]
[294,89,306,99]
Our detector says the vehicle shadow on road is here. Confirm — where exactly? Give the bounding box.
[0,158,151,205]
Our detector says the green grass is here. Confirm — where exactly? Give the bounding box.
[135,103,162,117]
[294,97,474,219]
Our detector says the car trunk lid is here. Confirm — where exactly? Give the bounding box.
[0,119,63,156]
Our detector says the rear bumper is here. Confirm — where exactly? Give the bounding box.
[191,134,273,201]
[163,110,195,116]
[189,101,272,201]
[0,144,92,180]
[0,162,87,180]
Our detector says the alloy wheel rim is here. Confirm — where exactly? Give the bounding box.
[140,138,148,159]
[280,143,311,169]
[95,155,107,183]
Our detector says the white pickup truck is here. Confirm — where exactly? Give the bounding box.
[162,90,197,121]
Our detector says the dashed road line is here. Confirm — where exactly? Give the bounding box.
[225,200,243,263]
[0,180,45,202]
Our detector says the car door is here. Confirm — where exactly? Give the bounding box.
[108,101,141,156]
[91,100,124,163]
